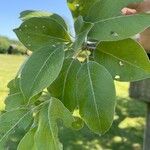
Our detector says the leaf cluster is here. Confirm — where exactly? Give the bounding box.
[1,0,150,149]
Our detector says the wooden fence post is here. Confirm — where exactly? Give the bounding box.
[143,103,150,150]
[129,78,150,150]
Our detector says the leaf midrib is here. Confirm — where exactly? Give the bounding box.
[28,47,60,99]
[86,62,102,131]
[18,31,69,42]
[0,99,50,146]
[94,14,148,24]
[97,50,150,73]
[48,100,59,150]
[61,59,74,101]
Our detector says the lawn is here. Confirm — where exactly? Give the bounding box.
[0,54,146,150]
[0,54,26,110]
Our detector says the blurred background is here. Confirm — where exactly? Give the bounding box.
[0,1,147,150]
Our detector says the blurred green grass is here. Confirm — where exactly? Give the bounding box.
[0,54,25,110]
[0,54,146,150]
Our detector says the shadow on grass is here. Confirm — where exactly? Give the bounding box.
[59,97,146,150]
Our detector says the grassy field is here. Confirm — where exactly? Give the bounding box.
[0,54,26,110]
[0,54,146,150]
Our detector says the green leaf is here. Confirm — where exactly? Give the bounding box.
[76,61,116,134]
[0,109,33,135]
[5,92,42,111]
[5,78,41,110]
[14,17,71,51]
[86,0,142,22]
[71,116,84,130]
[34,98,75,150]
[5,93,25,111]
[94,39,150,81]
[88,14,150,41]
[67,0,99,18]
[48,97,75,129]
[5,79,26,110]
[65,48,74,59]
[34,104,62,150]
[74,16,84,34]
[7,79,20,95]
[20,10,68,30]
[17,128,36,150]
[20,10,51,20]
[20,44,64,100]
[0,109,33,148]
[48,58,81,111]
[73,16,94,53]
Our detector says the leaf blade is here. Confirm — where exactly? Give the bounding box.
[0,109,33,148]
[86,0,142,22]
[94,39,150,81]
[20,44,64,100]
[17,128,36,150]
[77,61,116,134]
[88,14,150,41]
[67,0,99,18]
[34,98,75,150]
[48,58,81,111]
[14,17,71,51]
[73,16,94,53]
[19,10,68,30]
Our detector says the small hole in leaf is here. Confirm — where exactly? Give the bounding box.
[110,31,119,37]
[119,61,124,66]
[115,75,120,79]
[75,4,79,7]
